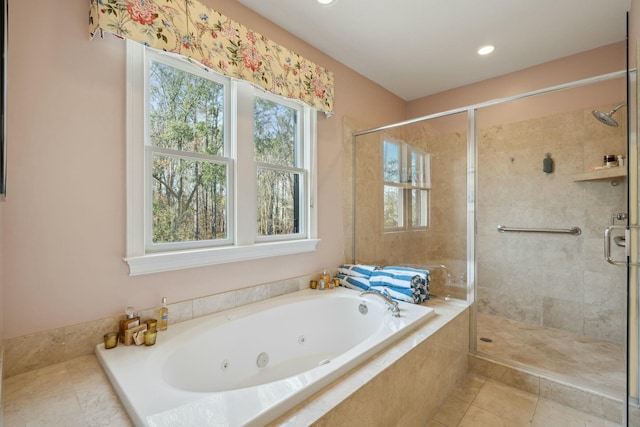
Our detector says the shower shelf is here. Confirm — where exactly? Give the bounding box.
[571,167,626,182]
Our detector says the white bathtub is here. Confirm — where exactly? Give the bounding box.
[96,287,435,426]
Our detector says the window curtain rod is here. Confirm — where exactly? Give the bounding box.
[89,0,334,115]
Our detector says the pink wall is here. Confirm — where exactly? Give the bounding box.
[0,0,406,339]
[406,42,627,120]
[0,0,634,340]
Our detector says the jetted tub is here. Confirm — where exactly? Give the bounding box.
[96,287,435,426]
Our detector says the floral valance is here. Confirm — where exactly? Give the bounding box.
[89,0,334,114]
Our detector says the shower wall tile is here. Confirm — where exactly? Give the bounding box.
[582,179,626,208]
[476,234,505,264]
[583,271,626,308]
[543,177,585,210]
[506,235,544,265]
[476,287,499,316]
[507,206,545,228]
[476,104,626,344]
[541,237,585,270]
[497,293,543,325]
[539,268,583,303]
[479,282,543,326]
[508,263,544,292]
[582,304,624,344]
[542,205,584,230]
[542,297,583,334]
[585,205,622,238]
[476,206,507,235]
[477,262,509,290]
[583,237,626,276]
[477,176,510,208]
[505,175,545,209]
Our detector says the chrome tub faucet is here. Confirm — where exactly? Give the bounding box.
[359,290,400,317]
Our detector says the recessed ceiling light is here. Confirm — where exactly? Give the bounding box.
[478,45,495,55]
[317,0,335,4]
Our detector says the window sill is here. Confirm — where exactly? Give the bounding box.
[125,239,320,276]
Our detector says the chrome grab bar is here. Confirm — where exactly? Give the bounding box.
[497,225,581,235]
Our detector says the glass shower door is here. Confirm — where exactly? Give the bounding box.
[474,75,629,423]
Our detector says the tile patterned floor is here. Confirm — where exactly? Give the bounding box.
[476,311,626,398]
[0,354,633,426]
[428,373,623,427]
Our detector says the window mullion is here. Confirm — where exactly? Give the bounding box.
[234,81,256,246]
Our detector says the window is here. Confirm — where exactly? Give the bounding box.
[147,59,230,251]
[254,96,305,240]
[383,138,430,232]
[125,41,318,275]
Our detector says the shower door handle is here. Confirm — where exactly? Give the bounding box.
[604,224,640,267]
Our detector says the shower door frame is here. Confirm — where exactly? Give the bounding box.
[352,68,635,422]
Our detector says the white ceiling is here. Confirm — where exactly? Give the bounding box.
[236,0,631,101]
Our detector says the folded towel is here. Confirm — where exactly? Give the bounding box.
[335,264,379,291]
[337,264,379,278]
[335,274,371,291]
[369,266,430,304]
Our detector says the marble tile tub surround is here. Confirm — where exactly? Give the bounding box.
[2,297,468,427]
[2,274,312,379]
[271,298,470,426]
[476,103,627,344]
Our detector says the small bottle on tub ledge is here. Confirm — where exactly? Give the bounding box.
[158,297,169,331]
[322,268,333,289]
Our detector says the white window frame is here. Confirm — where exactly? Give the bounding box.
[124,41,319,276]
[382,137,430,233]
[254,91,309,243]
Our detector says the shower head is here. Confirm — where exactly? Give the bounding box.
[591,103,626,127]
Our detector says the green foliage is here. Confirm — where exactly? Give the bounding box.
[149,61,227,243]
[254,97,299,237]
[148,60,302,243]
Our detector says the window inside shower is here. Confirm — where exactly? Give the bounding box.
[382,138,431,231]
[350,112,469,300]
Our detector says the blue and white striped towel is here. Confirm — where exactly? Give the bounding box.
[335,264,379,291]
[337,264,379,278]
[369,266,430,304]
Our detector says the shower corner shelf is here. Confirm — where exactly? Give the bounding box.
[572,167,626,182]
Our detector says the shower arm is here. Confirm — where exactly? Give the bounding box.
[610,103,626,114]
